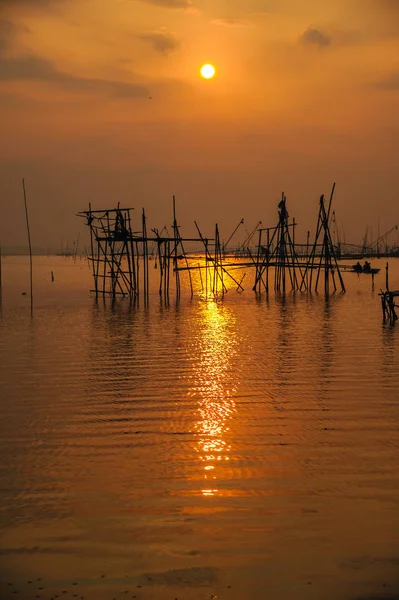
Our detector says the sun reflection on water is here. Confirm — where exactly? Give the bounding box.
[192,301,238,496]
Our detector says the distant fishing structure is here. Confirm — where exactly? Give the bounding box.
[78,184,348,302]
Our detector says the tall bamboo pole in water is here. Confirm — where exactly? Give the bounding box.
[0,238,2,305]
[22,178,33,315]
[172,196,180,298]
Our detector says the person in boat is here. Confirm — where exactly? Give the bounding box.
[353,261,362,273]
[363,260,371,273]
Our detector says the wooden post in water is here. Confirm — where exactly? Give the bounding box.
[0,238,2,305]
[172,196,181,299]
[386,261,389,291]
[266,228,271,293]
[306,230,310,291]
[88,203,98,299]
[22,178,33,315]
[199,262,204,293]
[205,239,208,299]
[142,209,149,302]
[255,228,262,293]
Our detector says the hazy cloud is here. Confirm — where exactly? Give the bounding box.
[353,0,399,37]
[0,90,42,107]
[0,19,14,52]
[0,53,149,97]
[138,28,180,54]
[0,0,65,5]
[135,0,192,8]
[211,17,250,27]
[369,0,399,15]
[374,71,399,90]
[300,27,331,47]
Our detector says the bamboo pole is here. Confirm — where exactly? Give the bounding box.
[0,238,2,305]
[266,228,270,293]
[172,196,181,298]
[166,240,170,299]
[127,210,137,298]
[205,239,208,299]
[386,262,389,291]
[213,224,218,295]
[199,262,204,293]
[142,209,149,302]
[88,203,98,299]
[255,228,262,293]
[124,212,134,298]
[22,178,33,315]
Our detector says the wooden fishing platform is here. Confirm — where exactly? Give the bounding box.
[77,185,348,302]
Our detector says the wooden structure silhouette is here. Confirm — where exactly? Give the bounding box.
[78,186,348,303]
[253,193,305,293]
[78,200,228,302]
[301,185,345,294]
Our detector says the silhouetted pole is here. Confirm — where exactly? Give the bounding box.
[0,238,2,305]
[88,203,98,299]
[306,230,310,290]
[224,218,244,253]
[266,228,270,293]
[172,196,181,298]
[22,178,33,315]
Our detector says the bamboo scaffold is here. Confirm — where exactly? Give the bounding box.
[301,184,345,294]
[78,201,205,302]
[77,186,348,303]
[78,205,139,299]
[252,193,305,294]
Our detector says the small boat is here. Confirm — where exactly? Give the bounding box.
[351,262,380,275]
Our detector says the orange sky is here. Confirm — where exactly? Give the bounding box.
[0,0,398,251]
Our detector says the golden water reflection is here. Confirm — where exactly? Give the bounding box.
[192,301,238,496]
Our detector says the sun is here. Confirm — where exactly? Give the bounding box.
[200,64,216,80]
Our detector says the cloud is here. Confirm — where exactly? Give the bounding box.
[0,19,15,52]
[135,0,192,8]
[352,0,399,38]
[374,71,399,90]
[0,53,149,97]
[138,28,180,54]
[211,17,250,27]
[300,27,331,47]
[369,0,399,16]
[0,0,65,5]
[0,0,67,14]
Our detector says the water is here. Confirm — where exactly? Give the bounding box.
[1,256,399,600]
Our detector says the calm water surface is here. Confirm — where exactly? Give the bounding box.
[0,256,399,600]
